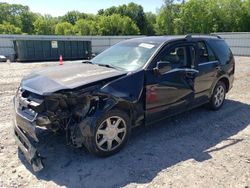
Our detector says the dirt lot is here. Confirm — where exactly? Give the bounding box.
[0,57,249,188]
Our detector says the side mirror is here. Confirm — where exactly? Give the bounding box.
[155,61,172,75]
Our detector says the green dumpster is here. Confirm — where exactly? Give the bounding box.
[14,40,92,62]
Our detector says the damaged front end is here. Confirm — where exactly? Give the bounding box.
[13,69,145,172]
[13,85,101,172]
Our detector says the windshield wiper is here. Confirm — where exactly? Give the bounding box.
[92,63,125,71]
[82,60,93,64]
[97,63,117,69]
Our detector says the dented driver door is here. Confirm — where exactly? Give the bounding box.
[145,43,198,124]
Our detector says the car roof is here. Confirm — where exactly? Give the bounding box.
[120,35,221,45]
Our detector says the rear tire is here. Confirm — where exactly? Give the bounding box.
[86,109,131,157]
[209,81,226,110]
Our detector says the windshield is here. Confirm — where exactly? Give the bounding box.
[91,42,159,71]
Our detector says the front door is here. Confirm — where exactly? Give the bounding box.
[145,43,198,123]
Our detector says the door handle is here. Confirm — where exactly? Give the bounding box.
[185,69,199,79]
[216,66,221,71]
[185,71,195,79]
[214,61,221,70]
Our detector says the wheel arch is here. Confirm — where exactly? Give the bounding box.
[218,77,230,92]
[110,100,144,128]
[211,75,230,96]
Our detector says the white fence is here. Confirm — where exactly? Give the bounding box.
[0,35,141,61]
[0,33,249,61]
[214,32,250,56]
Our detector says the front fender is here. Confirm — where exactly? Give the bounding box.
[99,70,144,102]
[77,70,145,145]
[78,97,132,139]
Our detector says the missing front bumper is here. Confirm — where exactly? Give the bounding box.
[14,124,44,172]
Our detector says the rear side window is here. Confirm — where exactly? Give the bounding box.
[197,41,217,63]
[197,42,209,63]
[208,40,231,64]
[206,44,217,61]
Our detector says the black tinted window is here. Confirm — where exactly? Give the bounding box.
[189,46,196,68]
[206,44,217,61]
[197,41,209,63]
[208,40,231,64]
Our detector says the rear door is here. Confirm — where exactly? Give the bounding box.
[145,42,198,123]
[194,41,219,103]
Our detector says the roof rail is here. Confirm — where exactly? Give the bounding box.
[185,33,222,39]
[185,34,192,40]
[211,34,222,39]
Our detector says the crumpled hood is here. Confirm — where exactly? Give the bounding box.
[21,63,126,95]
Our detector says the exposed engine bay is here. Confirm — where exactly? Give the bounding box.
[18,84,107,146]
[13,66,145,171]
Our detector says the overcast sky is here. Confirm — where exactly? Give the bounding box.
[1,0,164,16]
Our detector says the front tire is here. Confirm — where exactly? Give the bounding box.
[86,110,131,157]
[209,81,226,110]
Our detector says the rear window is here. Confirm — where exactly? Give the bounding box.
[208,40,232,64]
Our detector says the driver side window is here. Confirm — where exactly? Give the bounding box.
[160,46,188,69]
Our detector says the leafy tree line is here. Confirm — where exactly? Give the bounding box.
[0,1,250,36]
[156,0,250,35]
[0,2,142,35]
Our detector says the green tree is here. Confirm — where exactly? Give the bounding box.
[0,2,37,34]
[173,18,184,34]
[123,3,146,34]
[98,6,117,16]
[155,8,168,35]
[34,15,57,35]
[218,0,244,32]
[0,21,22,34]
[181,0,244,33]
[241,0,250,31]
[0,3,26,27]
[98,3,147,34]
[20,11,37,34]
[181,0,210,33]
[145,12,157,35]
[61,11,81,25]
[1,1,250,36]
[74,19,98,35]
[163,0,175,34]
[155,1,182,35]
[98,14,140,35]
[55,22,74,35]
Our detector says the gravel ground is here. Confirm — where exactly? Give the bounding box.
[0,57,249,188]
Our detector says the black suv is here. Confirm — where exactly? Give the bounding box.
[13,35,234,171]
